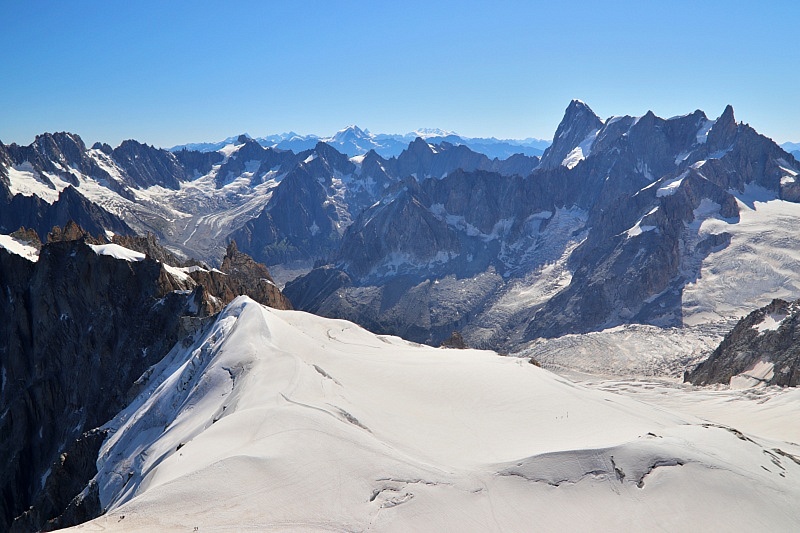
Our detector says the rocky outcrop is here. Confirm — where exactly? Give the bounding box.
[111,232,192,266]
[440,331,467,349]
[190,241,292,311]
[111,140,186,189]
[687,299,800,387]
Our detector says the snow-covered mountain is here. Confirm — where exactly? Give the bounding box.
[286,101,800,348]
[0,132,538,271]
[56,296,800,531]
[170,127,549,159]
[4,101,800,352]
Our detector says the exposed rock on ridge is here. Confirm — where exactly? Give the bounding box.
[687,298,800,387]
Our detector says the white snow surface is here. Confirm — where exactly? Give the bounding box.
[755,312,787,333]
[696,119,715,144]
[730,360,776,389]
[656,171,688,197]
[682,185,800,324]
[68,297,800,532]
[6,162,71,203]
[0,234,40,261]
[88,243,146,262]
[561,128,599,169]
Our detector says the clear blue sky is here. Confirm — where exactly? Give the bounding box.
[2,0,798,148]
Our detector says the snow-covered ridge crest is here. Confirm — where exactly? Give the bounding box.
[81,296,800,531]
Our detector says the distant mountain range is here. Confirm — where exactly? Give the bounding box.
[780,141,800,160]
[3,100,800,355]
[170,127,550,159]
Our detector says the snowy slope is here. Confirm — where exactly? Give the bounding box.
[680,185,800,324]
[69,297,800,532]
[0,233,40,261]
[520,323,728,379]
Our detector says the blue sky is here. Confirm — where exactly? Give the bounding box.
[2,1,798,147]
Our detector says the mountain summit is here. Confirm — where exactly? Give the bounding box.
[538,99,604,170]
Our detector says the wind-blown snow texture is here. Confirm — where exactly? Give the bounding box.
[68,297,800,532]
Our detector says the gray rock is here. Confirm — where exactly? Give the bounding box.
[687,299,800,387]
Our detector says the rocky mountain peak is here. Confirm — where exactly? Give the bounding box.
[90,142,113,155]
[111,140,185,190]
[538,100,604,170]
[313,140,353,167]
[212,240,291,309]
[707,104,737,149]
[334,125,367,140]
[407,136,434,153]
[34,132,87,158]
[46,220,104,244]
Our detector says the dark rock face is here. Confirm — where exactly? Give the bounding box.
[0,185,133,240]
[283,266,352,311]
[0,238,200,531]
[0,226,292,531]
[687,299,800,387]
[336,187,462,280]
[230,164,345,265]
[111,140,186,189]
[172,148,224,178]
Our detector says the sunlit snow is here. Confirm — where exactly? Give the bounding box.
[0,234,40,261]
[561,129,599,169]
[683,185,800,324]
[88,243,146,262]
[755,312,787,333]
[656,171,688,197]
[68,297,800,532]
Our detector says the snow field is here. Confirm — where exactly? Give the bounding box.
[68,297,800,532]
[0,233,40,261]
